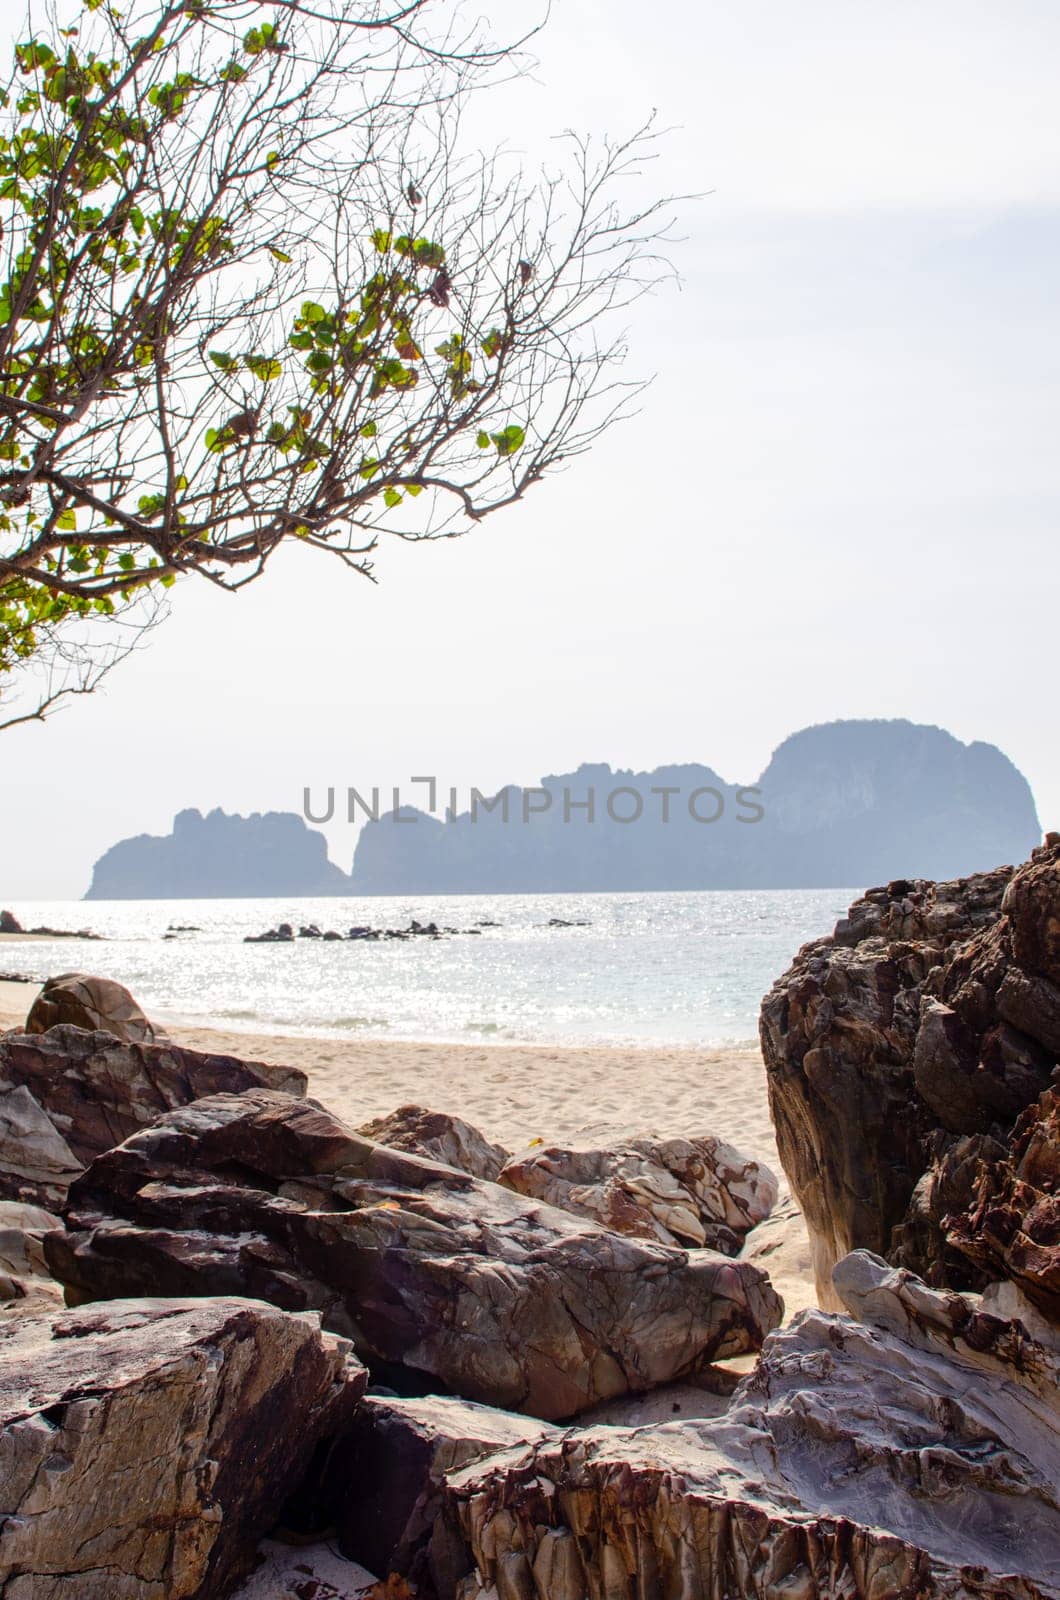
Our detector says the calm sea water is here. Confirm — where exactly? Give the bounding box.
[1,889,856,1048]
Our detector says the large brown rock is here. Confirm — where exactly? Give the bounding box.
[359,1104,509,1181]
[760,845,1060,1306]
[0,1296,365,1599]
[46,1089,782,1421]
[436,1251,1060,1600]
[333,1393,555,1585]
[26,972,166,1045]
[0,1026,305,1208]
[499,1133,777,1251]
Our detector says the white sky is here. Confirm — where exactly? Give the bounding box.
[3,0,1059,896]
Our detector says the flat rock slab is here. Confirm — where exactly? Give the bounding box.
[0,1296,364,1600]
[48,1089,782,1420]
[439,1252,1060,1600]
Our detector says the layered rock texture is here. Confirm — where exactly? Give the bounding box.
[0,1296,364,1599]
[25,973,167,1045]
[47,1089,782,1419]
[436,1252,1060,1600]
[0,1025,305,1208]
[333,1393,556,1584]
[359,1104,509,1182]
[760,842,1060,1306]
[499,1134,777,1251]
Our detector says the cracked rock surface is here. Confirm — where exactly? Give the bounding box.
[760,843,1060,1305]
[358,1106,509,1183]
[25,974,167,1046]
[499,1132,777,1251]
[0,1296,364,1600]
[437,1251,1060,1600]
[0,1026,306,1208]
[46,1089,782,1420]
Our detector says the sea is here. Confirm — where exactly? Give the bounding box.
[1,889,857,1049]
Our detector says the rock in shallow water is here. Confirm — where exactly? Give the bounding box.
[436,1251,1060,1600]
[46,1089,782,1420]
[0,1296,364,1600]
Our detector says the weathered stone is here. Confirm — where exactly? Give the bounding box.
[0,1296,365,1600]
[939,1083,1060,1323]
[0,1082,80,1210]
[333,1393,555,1585]
[437,1252,1060,1600]
[359,1105,509,1182]
[0,1025,305,1208]
[499,1133,776,1250]
[47,1090,782,1421]
[26,972,167,1045]
[0,1200,64,1309]
[761,845,1060,1306]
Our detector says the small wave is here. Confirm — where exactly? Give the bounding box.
[465,1021,502,1035]
[331,1015,390,1030]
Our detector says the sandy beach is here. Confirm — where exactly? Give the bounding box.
[0,977,814,1323]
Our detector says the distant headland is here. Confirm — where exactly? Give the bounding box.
[84,720,1041,899]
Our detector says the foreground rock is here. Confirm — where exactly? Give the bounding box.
[0,1297,364,1599]
[761,843,1060,1304]
[47,1090,782,1420]
[436,1251,1060,1600]
[500,1133,777,1251]
[0,1199,64,1310]
[359,1105,509,1182]
[0,1025,305,1207]
[333,1393,555,1585]
[26,972,167,1045]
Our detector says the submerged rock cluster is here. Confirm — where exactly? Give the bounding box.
[0,844,1057,1597]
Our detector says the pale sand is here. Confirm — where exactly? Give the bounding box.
[0,978,815,1322]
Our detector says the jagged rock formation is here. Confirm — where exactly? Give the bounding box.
[435,1251,1060,1600]
[333,1393,555,1584]
[351,720,1040,892]
[499,1133,777,1251]
[359,1105,509,1182]
[25,972,167,1045]
[760,843,1059,1305]
[0,1025,305,1208]
[0,1296,364,1599]
[46,1089,783,1420]
[85,806,352,898]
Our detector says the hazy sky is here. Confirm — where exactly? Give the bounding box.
[3,0,1059,897]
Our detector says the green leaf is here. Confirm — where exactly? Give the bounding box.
[383,486,402,508]
[301,301,326,324]
[209,350,238,371]
[244,354,283,381]
[266,244,292,263]
[475,431,491,450]
[406,483,423,497]
[491,424,525,457]
[56,508,77,531]
[371,229,392,253]
[359,421,377,438]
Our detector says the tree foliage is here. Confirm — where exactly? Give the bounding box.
[0,0,674,726]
